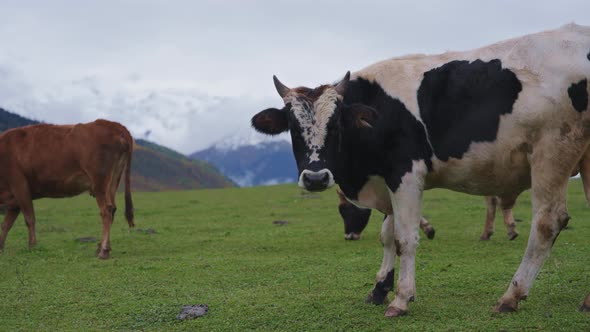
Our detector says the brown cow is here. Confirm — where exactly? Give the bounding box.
[0,119,134,259]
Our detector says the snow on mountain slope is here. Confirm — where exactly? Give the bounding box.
[190,132,297,187]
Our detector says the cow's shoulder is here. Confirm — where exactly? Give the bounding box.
[340,77,433,193]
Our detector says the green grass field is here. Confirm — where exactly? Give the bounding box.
[0,181,588,331]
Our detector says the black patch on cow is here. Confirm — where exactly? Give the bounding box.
[417,59,522,161]
[369,269,395,305]
[567,79,588,113]
[339,202,371,235]
[587,50,590,62]
[334,78,433,197]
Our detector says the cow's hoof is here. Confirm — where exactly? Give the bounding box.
[384,306,407,317]
[97,251,110,259]
[480,235,492,241]
[508,232,518,241]
[365,291,388,305]
[345,233,361,241]
[425,228,435,240]
[97,245,111,259]
[494,301,518,313]
[580,303,590,312]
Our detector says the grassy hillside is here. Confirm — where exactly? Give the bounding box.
[0,108,234,191]
[133,140,234,190]
[0,107,40,130]
[0,182,588,331]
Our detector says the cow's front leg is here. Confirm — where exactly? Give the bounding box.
[366,214,396,305]
[384,166,425,317]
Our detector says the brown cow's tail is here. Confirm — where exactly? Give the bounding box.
[124,131,135,228]
[579,146,590,206]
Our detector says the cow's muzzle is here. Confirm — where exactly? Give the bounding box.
[298,169,335,192]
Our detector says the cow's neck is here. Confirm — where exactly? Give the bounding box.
[335,78,433,198]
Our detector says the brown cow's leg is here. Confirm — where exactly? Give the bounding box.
[21,204,37,249]
[480,196,498,240]
[500,196,518,240]
[9,174,37,248]
[580,293,590,312]
[0,207,21,252]
[95,193,115,259]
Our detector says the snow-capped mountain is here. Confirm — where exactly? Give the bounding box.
[0,64,277,155]
[190,131,297,187]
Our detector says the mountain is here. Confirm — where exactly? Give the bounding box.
[0,108,41,129]
[132,139,234,190]
[0,107,234,191]
[190,138,298,187]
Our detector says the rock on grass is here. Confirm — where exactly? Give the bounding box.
[177,304,209,320]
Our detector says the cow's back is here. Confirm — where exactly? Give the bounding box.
[354,23,590,196]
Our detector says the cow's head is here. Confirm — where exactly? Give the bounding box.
[251,72,378,192]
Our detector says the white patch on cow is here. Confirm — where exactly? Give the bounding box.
[349,176,393,215]
[376,214,396,282]
[387,160,427,311]
[287,88,339,163]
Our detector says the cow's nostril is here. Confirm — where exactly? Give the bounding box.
[303,174,313,188]
[320,172,329,185]
[302,171,331,192]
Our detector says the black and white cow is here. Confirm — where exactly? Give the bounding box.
[252,24,590,316]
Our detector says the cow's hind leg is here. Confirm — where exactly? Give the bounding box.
[500,196,518,240]
[580,293,590,312]
[95,191,115,259]
[366,214,396,305]
[0,207,21,252]
[495,148,574,312]
[480,196,498,240]
[419,216,435,240]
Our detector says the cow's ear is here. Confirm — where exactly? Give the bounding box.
[342,104,378,129]
[251,106,289,135]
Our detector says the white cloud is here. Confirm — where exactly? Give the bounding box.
[0,0,588,153]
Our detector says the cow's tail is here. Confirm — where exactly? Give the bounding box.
[579,145,590,206]
[123,129,135,228]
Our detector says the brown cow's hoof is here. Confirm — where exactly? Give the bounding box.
[580,304,590,312]
[508,232,519,241]
[425,228,435,240]
[97,245,111,259]
[494,300,518,313]
[384,306,407,317]
[480,234,492,241]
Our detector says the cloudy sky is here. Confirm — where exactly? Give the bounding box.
[0,0,589,153]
